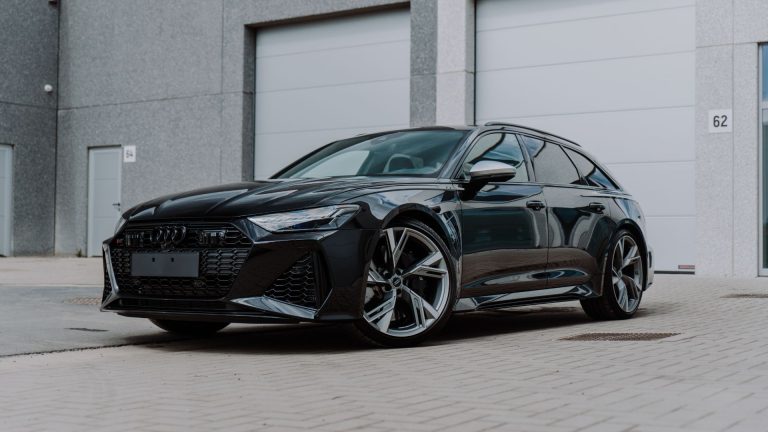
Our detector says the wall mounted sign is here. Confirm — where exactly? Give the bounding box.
[123,145,136,163]
[708,109,732,133]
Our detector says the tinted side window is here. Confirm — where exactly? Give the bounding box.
[520,136,580,185]
[563,148,620,190]
[462,133,529,182]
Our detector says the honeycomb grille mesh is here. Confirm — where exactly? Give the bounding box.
[109,224,251,299]
[264,254,319,308]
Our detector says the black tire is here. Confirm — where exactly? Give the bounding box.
[351,219,458,348]
[580,229,645,320]
[150,319,229,335]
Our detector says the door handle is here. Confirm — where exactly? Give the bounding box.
[112,202,121,211]
[588,202,605,213]
[526,200,546,211]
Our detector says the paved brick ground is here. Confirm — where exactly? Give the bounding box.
[2,274,768,432]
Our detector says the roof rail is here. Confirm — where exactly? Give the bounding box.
[483,122,581,147]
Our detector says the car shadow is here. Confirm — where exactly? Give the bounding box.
[128,303,673,355]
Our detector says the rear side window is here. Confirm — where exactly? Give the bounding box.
[519,136,580,185]
[563,148,620,190]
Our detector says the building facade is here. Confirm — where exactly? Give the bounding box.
[0,0,765,277]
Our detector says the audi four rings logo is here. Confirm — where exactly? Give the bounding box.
[151,226,187,248]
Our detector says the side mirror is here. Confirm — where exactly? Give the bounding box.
[469,160,517,184]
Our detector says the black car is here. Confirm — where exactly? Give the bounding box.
[102,123,653,347]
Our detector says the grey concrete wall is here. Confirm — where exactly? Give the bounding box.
[0,0,59,255]
[55,0,414,254]
[56,0,225,255]
[695,0,763,277]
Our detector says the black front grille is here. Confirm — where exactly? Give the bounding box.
[120,224,252,249]
[264,253,321,308]
[109,223,252,299]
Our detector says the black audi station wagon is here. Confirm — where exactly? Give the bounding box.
[102,123,653,347]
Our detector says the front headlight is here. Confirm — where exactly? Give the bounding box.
[114,215,128,234]
[248,205,359,233]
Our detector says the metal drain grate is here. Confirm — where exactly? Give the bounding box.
[67,327,108,332]
[64,297,101,305]
[722,293,768,299]
[560,332,679,341]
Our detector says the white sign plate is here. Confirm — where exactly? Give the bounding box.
[123,146,136,163]
[708,109,732,133]
[123,145,136,163]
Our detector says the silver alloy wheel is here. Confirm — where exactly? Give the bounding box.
[612,235,643,313]
[363,227,450,337]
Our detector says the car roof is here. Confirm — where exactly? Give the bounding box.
[378,124,582,148]
[476,122,581,147]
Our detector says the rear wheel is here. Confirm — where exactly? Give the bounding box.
[581,229,644,320]
[352,219,457,347]
[150,319,229,336]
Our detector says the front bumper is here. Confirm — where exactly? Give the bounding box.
[101,220,377,323]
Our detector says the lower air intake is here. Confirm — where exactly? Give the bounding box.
[264,253,322,309]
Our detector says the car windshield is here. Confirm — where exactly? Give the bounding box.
[275,129,470,179]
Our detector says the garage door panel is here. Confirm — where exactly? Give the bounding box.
[255,125,399,177]
[476,0,693,31]
[256,10,409,58]
[481,107,695,164]
[646,216,696,270]
[476,0,695,271]
[256,40,409,93]
[606,161,695,217]
[256,79,409,134]
[254,10,410,179]
[476,52,694,119]
[477,7,694,72]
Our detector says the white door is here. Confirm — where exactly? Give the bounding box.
[88,147,122,257]
[254,9,411,178]
[0,145,12,257]
[475,0,695,271]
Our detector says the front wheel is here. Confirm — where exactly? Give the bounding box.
[581,229,645,320]
[150,319,229,336]
[352,219,457,347]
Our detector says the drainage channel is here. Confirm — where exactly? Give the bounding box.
[560,332,680,341]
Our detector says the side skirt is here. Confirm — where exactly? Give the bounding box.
[454,285,597,312]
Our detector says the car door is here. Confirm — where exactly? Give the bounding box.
[519,136,614,290]
[459,132,549,296]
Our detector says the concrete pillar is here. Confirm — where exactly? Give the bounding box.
[435,0,474,125]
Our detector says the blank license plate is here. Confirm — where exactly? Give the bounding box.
[131,252,199,278]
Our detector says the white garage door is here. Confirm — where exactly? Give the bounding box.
[476,0,695,271]
[0,145,11,257]
[254,9,411,178]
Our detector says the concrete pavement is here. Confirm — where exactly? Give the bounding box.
[0,257,102,286]
[1,259,768,431]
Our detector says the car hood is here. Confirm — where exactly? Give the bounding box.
[126,177,440,221]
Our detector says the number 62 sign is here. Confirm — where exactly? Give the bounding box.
[708,109,732,133]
